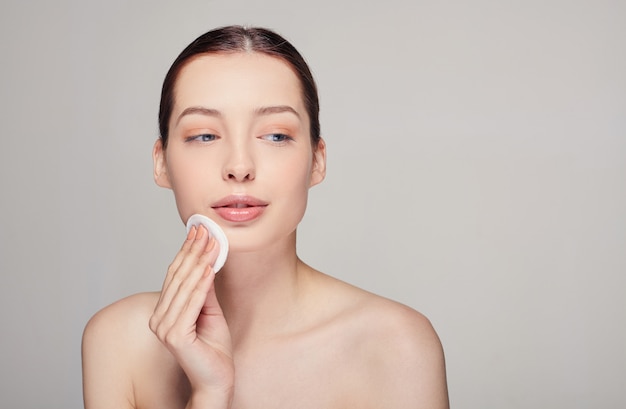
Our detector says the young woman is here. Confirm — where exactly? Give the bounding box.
[82,25,449,409]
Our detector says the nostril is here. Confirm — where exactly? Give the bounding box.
[227,172,253,181]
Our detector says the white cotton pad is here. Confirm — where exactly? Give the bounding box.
[186,214,229,273]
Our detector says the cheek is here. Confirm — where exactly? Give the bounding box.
[166,153,210,205]
[280,157,314,221]
[277,154,313,189]
[167,146,216,183]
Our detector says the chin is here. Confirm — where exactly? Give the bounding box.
[226,229,296,254]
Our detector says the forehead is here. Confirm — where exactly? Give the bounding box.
[173,52,306,115]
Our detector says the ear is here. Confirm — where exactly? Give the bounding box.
[152,138,172,189]
[310,137,327,187]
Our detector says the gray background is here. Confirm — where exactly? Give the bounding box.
[1,0,624,408]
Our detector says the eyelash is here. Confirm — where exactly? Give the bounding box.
[185,134,217,143]
[261,133,294,144]
[184,133,293,144]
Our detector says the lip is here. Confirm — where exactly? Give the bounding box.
[211,195,268,223]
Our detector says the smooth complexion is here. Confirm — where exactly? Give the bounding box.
[82,51,448,409]
[154,53,325,254]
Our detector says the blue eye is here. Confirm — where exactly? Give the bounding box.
[262,133,292,143]
[187,134,217,142]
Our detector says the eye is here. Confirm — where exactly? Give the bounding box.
[261,133,293,143]
[186,133,217,143]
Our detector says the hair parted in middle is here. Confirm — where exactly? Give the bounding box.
[158,25,320,149]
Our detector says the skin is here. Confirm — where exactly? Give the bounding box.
[82,52,449,409]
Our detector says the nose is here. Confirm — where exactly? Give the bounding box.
[222,142,255,182]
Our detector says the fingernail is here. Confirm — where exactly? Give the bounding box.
[205,236,217,253]
[186,226,196,240]
[197,225,206,240]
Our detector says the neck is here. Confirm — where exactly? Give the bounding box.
[213,233,311,346]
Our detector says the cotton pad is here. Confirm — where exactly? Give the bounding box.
[186,214,229,273]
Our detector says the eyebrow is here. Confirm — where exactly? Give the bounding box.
[254,105,301,119]
[175,105,300,126]
[175,106,222,126]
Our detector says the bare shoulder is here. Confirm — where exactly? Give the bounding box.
[314,274,449,408]
[360,297,449,408]
[317,273,442,350]
[83,292,159,352]
[357,291,444,358]
[82,292,162,409]
[86,291,157,326]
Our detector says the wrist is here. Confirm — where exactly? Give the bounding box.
[186,386,233,409]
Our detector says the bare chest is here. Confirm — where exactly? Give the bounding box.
[232,342,358,408]
[136,336,367,409]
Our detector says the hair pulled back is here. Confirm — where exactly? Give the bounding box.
[158,25,320,148]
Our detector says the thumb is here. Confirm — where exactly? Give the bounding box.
[200,274,224,317]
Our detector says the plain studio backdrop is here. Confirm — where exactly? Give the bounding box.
[0,1,624,408]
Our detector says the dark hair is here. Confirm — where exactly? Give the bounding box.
[158,25,320,148]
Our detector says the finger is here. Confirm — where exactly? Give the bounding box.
[161,226,197,293]
[153,226,211,321]
[152,252,217,348]
[200,271,223,317]
[166,234,218,317]
[153,232,218,333]
[196,271,231,351]
[154,269,215,348]
[176,266,217,335]
[168,225,218,297]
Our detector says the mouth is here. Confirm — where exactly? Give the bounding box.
[221,203,255,209]
[211,195,268,223]
[211,195,269,209]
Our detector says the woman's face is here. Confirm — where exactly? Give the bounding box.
[153,52,326,252]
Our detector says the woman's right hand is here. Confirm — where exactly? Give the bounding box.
[149,225,234,408]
